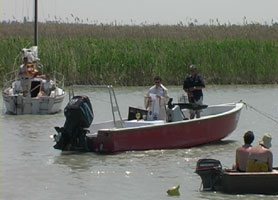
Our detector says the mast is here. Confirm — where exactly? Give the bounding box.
[34,0,38,46]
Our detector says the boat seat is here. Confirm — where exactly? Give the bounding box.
[167,105,185,122]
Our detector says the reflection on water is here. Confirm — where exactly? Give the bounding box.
[2,85,278,200]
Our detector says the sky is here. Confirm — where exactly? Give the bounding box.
[1,0,278,25]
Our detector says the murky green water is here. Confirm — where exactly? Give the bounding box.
[1,85,278,200]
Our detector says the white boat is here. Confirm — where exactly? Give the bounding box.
[1,0,65,115]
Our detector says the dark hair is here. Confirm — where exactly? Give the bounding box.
[154,76,161,82]
[243,131,254,144]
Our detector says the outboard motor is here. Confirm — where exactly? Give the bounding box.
[195,159,222,191]
[53,95,94,151]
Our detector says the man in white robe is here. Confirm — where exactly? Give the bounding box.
[145,76,169,121]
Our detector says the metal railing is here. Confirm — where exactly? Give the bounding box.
[2,68,65,96]
[69,85,123,128]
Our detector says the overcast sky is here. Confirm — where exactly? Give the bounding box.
[1,0,278,25]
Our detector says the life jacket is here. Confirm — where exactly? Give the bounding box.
[26,63,37,75]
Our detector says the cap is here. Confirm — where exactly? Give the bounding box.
[190,64,196,70]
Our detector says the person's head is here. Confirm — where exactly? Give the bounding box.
[154,76,161,86]
[259,133,272,149]
[189,64,197,75]
[37,65,42,72]
[23,57,28,64]
[45,74,51,81]
[34,65,42,76]
[243,131,254,145]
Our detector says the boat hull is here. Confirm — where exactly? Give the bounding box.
[2,91,65,115]
[91,103,242,153]
[196,159,278,195]
[220,170,278,194]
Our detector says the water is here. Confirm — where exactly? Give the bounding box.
[1,85,278,200]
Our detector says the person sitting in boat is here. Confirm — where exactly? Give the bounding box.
[36,74,56,97]
[145,76,169,121]
[183,64,205,119]
[12,80,23,94]
[232,131,254,172]
[246,133,273,172]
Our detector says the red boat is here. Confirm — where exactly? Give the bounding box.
[52,85,243,153]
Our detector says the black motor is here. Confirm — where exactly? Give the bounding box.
[53,95,94,151]
[195,159,222,191]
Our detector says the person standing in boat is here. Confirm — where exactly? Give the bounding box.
[246,133,273,172]
[183,64,205,119]
[232,131,254,172]
[18,56,30,96]
[18,55,39,95]
[145,76,169,121]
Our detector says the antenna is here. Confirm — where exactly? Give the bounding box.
[34,0,38,47]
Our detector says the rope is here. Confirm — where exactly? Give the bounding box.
[241,101,278,124]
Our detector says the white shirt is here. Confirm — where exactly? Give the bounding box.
[41,79,55,95]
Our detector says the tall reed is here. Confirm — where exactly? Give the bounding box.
[1,23,278,86]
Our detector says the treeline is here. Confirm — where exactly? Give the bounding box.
[1,23,278,86]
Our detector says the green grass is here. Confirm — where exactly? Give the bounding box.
[1,23,278,86]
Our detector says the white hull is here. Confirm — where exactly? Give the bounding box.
[2,89,65,115]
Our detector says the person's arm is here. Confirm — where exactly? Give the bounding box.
[144,91,151,109]
[192,84,204,91]
[197,75,205,88]
[51,83,56,91]
[18,65,25,78]
[183,80,188,93]
[188,86,202,92]
[232,148,239,170]
[190,75,205,91]
[268,151,273,171]
[183,78,192,93]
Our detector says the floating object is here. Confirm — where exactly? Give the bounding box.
[167,185,180,196]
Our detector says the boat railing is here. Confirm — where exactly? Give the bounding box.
[69,85,124,128]
[2,70,18,92]
[2,51,28,91]
[50,71,65,92]
[2,67,65,95]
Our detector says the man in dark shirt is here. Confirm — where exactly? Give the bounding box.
[183,65,205,119]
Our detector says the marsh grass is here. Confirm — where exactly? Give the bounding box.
[1,23,278,86]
